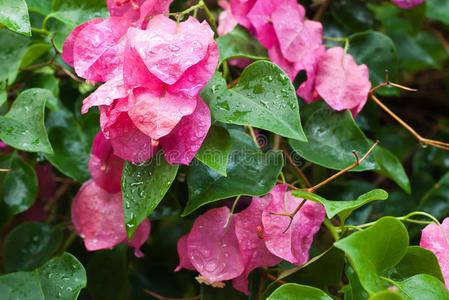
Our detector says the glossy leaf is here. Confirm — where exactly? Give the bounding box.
[20,43,52,68]
[4,222,62,272]
[184,129,283,215]
[345,264,369,300]
[0,88,53,154]
[0,0,31,36]
[334,217,409,294]
[26,0,52,15]
[0,28,29,84]
[419,172,449,220]
[122,153,178,238]
[0,253,86,299]
[267,283,333,300]
[45,103,97,182]
[426,0,449,26]
[292,189,388,224]
[330,0,374,32]
[0,154,38,223]
[369,291,405,300]
[373,146,411,194]
[195,125,232,177]
[348,31,399,96]
[200,61,307,141]
[396,274,449,299]
[50,0,108,28]
[216,26,268,66]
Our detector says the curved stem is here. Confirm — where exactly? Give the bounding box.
[323,218,339,241]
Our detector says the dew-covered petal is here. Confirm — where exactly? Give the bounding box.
[247,0,279,49]
[420,218,449,288]
[128,16,213,85]
[187,207,245,282]
[175,234,195,272]
[218,0,239,36]
[268,42,301,81]
[107,0,144,19]
[390,0,425,9]
[262,184,325,265]
[89,132,124,194]
[82,76,130,113]
[71,180,126,251]
[272,0,322,63]
[106,113,157,162]
[168,43,219,97]
[233,196,282,295]
[315,47,371,115]
[160,97,210,165]
[62,18,103,67]
[99,95,136,139]
[137,0,173,27]
[296,45,326,103]
[230,0,256,31]
[74,17,131,82]
[125,218,151,258]
[128,88,197,140]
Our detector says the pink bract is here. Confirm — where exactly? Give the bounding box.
[296,45,326,103]
[268,43,301,81]
[89,132,124,193]
[72,180,150,256]
[420,218,449,288]
[186,207,245,282]
[126,218,151,258]
[160,98,211,165]
[390,0,425,9]
[247,0,279,49]
[262,184,325,265]
[233,196,282,295]
[315,47,371,116]
[230,0,256,31]
[218,0,238,36]
[175,234,195,272]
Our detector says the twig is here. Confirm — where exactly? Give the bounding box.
[0,168,11,172]
[313,0,332,21]
[263,270,286,285]
[143,289,200,300]
[282,147,312,188]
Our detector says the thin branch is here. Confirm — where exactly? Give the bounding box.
[313,0,332,21]
[0,169,11,172]
[143,289,200,300]
[263,270,286,285]
[282,147,312,188]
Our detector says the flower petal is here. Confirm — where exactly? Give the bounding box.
[187,207,245,282]
[218,0,239,36]
[230,0,256,32]
[296,45,326,103]
[125,218,151,258]
[160,97,210,165]
[247,0,279,49]
[390,0,425,9]
[268,42,301,81]
[175,234,196,272]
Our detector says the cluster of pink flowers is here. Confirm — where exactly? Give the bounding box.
[420,218,449,288]
[72,132,151,257]
[219,0,372,116]
[175,184,325,294]
[63,0,218,164]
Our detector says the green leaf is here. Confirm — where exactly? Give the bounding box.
[0,28,30,84]
[426,0,449,26]
[386,246,444,283]
[215,26,268,66]
[0,252,87,299]
[395,274,449,300]
[290,102,377,171]
[195,125,232,176]
[373,146,411,194]
[348,31,399,96]
[0,88,53,154]
[292,189,388,224]
[44,103,97,182]
[345,264,369,300]
[200,61,307,141]
[0,85,6,107]
[334,217,409,294]
[20,43,52,68]
[122,153,179,238]
[0,0,31,36]
[87,245,129,300]
[184,129,283,215]
[50,0,108,28]
[330,0,373,32]
[369,290,405,300]
[267,283,333,300]
[4,222,62,273]
[419,172,449,220]
[25,0,52,15]
[0,154,38,223]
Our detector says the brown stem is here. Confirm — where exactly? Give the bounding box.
[313,0,331,21]
[44,181,74,211]
[264,270,286,285]
[369,79,449,151]
[282,147,312,188]
[0,168,11,172]
[143,289,200,300]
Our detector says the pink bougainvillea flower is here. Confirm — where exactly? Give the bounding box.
[218,0,238,36]
[267,43,301,81]
[390,0,425,9]
[183,207,245,282]
[108,0,173,27]
[247,0,279,49]
[296,45,326,103]
[262,184,325,265]
[175,234,195,272]
[230,0,256,32]
[420,218,449,288]
[126,217,151,258]
[72,180,150,256]
[89,132,124,193]
[159,98,211,165]
[233,196,282,295]
[315,47,371,116]
[272,0,322,63]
